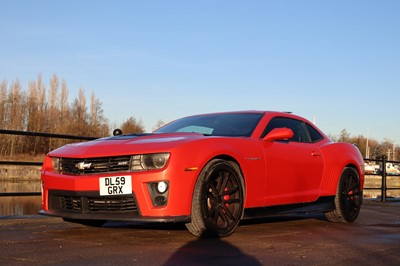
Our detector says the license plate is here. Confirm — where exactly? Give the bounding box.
[99,175,132,196]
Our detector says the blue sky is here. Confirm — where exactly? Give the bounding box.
[1,1,399,143]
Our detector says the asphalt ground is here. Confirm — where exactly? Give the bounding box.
[0,200,399,266]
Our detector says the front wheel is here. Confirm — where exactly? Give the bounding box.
[325,167,362,223]
[186,159,245,237]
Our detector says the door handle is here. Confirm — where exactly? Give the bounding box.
[311,151,321,157]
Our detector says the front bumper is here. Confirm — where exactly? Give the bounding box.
[39,210,191,223]
[41,164,198,220]
[39,189,191,223]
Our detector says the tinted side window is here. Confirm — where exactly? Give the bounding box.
[305,123,324,142]
[261,117,311,142]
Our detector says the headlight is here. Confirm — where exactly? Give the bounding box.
[131,153,170,171]
[51,157,60,172]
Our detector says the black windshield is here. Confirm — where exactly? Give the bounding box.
[155,113,263,137]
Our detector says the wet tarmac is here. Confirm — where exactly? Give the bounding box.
[0,200,399,265]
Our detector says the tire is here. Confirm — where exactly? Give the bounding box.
[62,218,107,227]
[325,167,362,223]
[185,159,245,237]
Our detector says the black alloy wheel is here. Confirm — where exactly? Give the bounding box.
[186,159,244,237]
[325,167,362,223]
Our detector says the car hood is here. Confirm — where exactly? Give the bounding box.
[48,132,206,158]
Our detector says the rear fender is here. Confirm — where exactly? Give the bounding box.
[319,142,364,195]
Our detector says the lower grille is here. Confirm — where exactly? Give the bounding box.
[49,190,139,214]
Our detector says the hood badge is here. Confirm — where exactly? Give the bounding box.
[76,162,93,170]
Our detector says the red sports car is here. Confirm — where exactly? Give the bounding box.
[40,111,364,237]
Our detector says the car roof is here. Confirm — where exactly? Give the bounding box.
[186,110,291,116]
[184,110,306,120]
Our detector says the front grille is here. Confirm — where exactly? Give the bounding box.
[60,156,131,175]
[49,191,139,214]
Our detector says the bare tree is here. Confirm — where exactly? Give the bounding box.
[8,79,25,156]
[89,92,110,137]
[120,117,145,134]
[0,75,112,157]
[0,80,7,129]
[48,74,59,129]
[70,88,88,134]
[37,74,47,133]
[48,74,60,149]
[338,129,350,142]
[25,80,40,153]
[152,119,165,132]
[59,79,70,132]
[0,81,8,155]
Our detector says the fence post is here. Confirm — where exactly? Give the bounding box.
[381,155,387,202]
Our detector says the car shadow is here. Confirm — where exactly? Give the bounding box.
[162,235,262,266]
[101,212,327,231]
[239,212,327,226]
[102,220,188,231]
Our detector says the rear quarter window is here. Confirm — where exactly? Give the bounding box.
[306,123,324,142]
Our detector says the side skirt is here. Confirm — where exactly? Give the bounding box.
[243,196,335,220]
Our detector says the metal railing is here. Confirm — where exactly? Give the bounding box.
[1,130,399,202]
[0,129,97,197]
[364,155,400,202]
[0,129,97,141]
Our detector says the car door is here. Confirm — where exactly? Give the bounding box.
[261,117,324,205]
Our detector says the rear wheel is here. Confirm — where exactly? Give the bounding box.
[325,167,362,223]
[186,159,244,237]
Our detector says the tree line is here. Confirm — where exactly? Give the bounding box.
[0,74,398,161]
[0,74,145,158]
[331,129,399,161]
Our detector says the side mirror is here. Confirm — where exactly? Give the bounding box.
[263,128,294,142]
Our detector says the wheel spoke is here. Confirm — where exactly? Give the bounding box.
[218,171,230,195]
[343,174,361,215]
[207,171,241,228]
[346,198,359,215]
[346,178,360,199]
[345,176,353,191]
[346,175,358,191]
[348,188,360,198]
[349,184,359,194]
[221,204,235,222]
[206,189,218,217]
[207,200,229,229]
[222,185,239,196]
[326,168,361,223]
[213,205,221,221]
[218,208,230,228]
[194,161,244,236]
[209,182,219,198]
[223,198,240,205]
[207,189,217,202]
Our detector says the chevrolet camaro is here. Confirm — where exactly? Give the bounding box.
[40,111,364,237]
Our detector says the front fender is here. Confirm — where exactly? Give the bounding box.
[178,138,266,208]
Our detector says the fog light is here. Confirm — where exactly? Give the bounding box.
[155,196,167,206]
[157,181,168,194]
[147,181,169,207]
